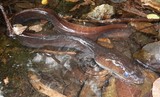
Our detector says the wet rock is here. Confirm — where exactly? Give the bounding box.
[133,41,160,72]
[87,4,115,20]
[130,32,155,49]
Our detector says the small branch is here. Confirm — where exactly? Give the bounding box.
[66,17,160,24]
[32,49,76,55]
[0,4,15,37]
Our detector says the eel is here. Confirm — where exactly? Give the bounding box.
[0,5,144,84]
[10,8,128,39]
[17,34,144,84]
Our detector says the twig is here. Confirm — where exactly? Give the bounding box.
[32,49,76,55]
[69,18,160,24]
[0,4,15,37]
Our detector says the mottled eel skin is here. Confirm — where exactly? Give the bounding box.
[17,34,144,84]
[10,8,128,39]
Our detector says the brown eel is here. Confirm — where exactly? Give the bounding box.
[17,34,144,84]
[9,8,128,39]
[0,5,144,84]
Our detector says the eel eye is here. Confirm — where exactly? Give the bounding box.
[123,71,129,78]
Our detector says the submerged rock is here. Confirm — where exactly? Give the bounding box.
[134,41,160,72]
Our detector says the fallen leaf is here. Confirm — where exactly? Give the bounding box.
[28,72,66,97]
[147,14,160,19]
[15,1,35,9]
[3,77,9,85]
[141,0,160,11]
[13,24,27,35]
[152,78,160,97]
[29,24,43,32]
[130,22,158,35]
[29,20,47,32]
[97,37,113,48]
[70,0,94,11]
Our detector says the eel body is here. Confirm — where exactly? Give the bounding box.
[17,34,144,84]
[10,8,128,39]
[0,6,144,84]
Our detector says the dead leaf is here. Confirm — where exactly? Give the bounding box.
[13,24,27,35]
[29,20,47,32]
[130,22,158,35]
[29,24,43,32]
[15,1,35,9]
[97,37,113,48]
[70,0,94,11]
[152,78,160,97]
[3,77,9,85]
[28,72,66,97]
[141,0,160,11]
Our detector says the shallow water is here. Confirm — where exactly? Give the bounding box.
[0,32,87,97]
